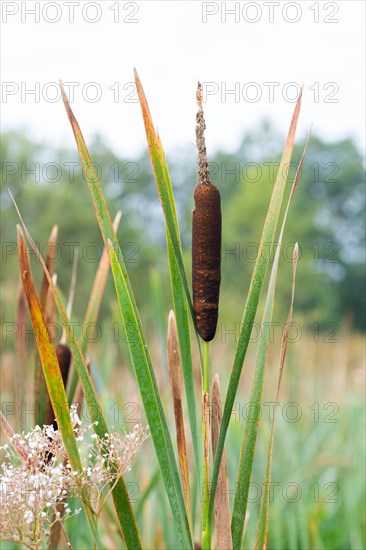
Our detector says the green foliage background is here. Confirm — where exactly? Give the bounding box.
[1,126,364,335]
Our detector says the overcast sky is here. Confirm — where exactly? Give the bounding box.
[1,1,365,158]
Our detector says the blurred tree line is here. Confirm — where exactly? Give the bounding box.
[1,125,365,338]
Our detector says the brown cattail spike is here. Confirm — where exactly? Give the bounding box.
[192,83,221,342]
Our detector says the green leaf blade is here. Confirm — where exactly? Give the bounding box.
[108,241,193,550]
[59,85,192,549]
[232,134,310,548]
[135,71,201,483]
[208,91,304,532]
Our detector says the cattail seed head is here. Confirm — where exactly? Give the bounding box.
[192,183,221,341]
[192,82,222,341]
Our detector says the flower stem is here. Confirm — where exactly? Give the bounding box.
[201,341,211,549]
[203,340,210,393]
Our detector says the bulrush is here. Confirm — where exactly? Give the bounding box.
[192,82,222,342]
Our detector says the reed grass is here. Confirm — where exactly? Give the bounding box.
[0,70,312,549]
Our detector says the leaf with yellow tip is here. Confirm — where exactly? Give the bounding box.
[18,227,78,467]
[135,69,201,489]
[58,81,192,549]
[12,201,141,550]
[35,224,58,426]
[16,226,102,549]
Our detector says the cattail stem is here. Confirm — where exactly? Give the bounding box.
[203,340,209,394]
[201,341,211,549]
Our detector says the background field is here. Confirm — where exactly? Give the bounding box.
[1,126,365,548]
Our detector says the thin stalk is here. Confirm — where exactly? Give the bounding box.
[206,91,303,535]
[202,341,211,549]
[0,410,29,464]
[67,212,121,404]
[203,341,209,394]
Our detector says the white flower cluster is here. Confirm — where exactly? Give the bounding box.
[0,406,149,549]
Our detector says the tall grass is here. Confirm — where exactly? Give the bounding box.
[0,71,321,550]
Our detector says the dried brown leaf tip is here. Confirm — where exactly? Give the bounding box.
[211,374,233,550]
[167,311,191,518]
[192,82,222,341]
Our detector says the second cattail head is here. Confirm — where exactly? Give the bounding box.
[45,343,72,430]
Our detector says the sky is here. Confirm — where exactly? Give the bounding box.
[1,0,365,158]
